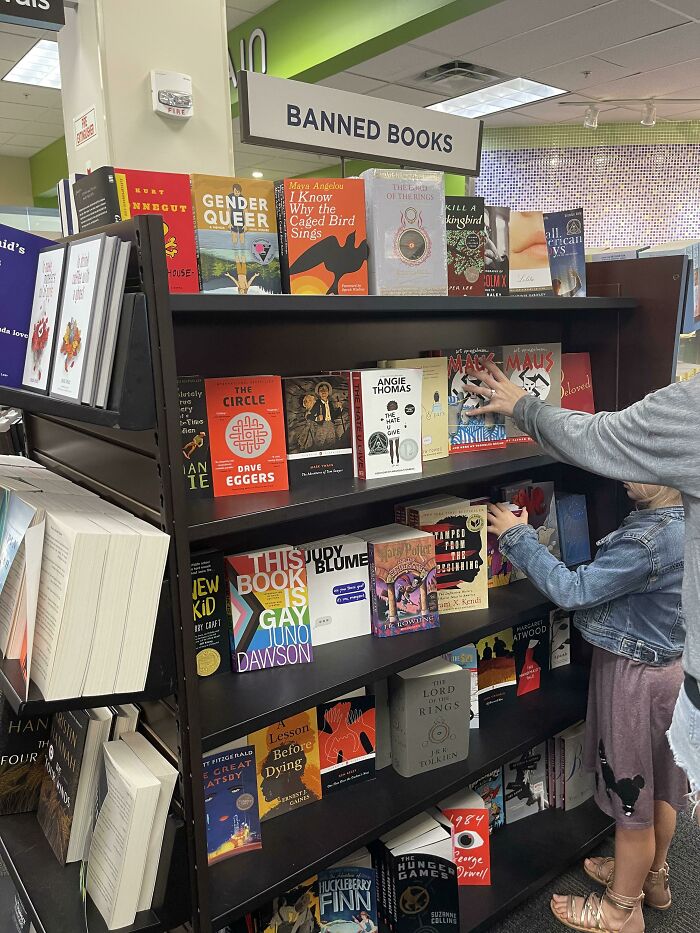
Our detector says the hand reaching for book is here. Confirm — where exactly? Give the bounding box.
[466,361,527,418]
[487,503,529,538]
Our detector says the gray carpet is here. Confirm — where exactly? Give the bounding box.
[486,812,700,932]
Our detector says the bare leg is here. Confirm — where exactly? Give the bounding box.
[651,800,676,870]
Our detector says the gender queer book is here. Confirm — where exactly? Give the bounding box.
[202,746,261,864]
[357,525,438,637]
[276,178,368,295]
[191,550,231,677]
[0,691,50,815]
[351,369,423,481]
[377,356,448,461]
[205,375,288,498]
[446,196,485,296]
[283,374,352,486]
[504,742,548,823]
[178,376,211,498]
[550,609,572,669]
[226,546,311,673]
[361,168,448,296]
[21,245,67,394]
[444,643,479,729]
[318,866,377,933]
[544,208,586,297]
[191,174,280,295]
[476,628,516,710]
[556,493,592,566]
[508,211,553,296]
[502,343,561,444]
[561,352,595,413]
[0,224,53,388]
[249,708,322,820]
[483,205,510,297]
[430,347,506,452]
[470,768,505,833]
[302,535,371,645]
[317,693,376,794]
[512,617,550,696]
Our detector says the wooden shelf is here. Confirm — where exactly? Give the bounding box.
[200,579,552,751]
[208,665,590,928]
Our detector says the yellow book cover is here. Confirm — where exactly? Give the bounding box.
[249,708,322,821]
[377,356,448,460]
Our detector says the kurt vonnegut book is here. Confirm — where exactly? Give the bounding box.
[249,708,322,820]
[512,617,550,696]
[276,178,368,295]
[202,745,261,864]
[226,546,311,673]
[191,551,230,677]
[361,168,448,296]
[504,743,548,823]
[444,643,479,729]
[318,693,376,794]
[302,535,371,645]
[471,768,505,833]
[446,196,485,296]
[544,208,586,297]
[431,347,506,452]
[178,376,211,498]
[283,374,353,486]
[502,343,561,444]
[377,356,448,461]
[191,174,281,295]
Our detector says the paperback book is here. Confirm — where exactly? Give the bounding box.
[178,376,211,498]
[191,550,230,677]
[377,356,449,461]
[437,347,506,452]
[556,493,591,566]
[483,206,510,297]
[471,768,505,833]
[444,643,479,729]
[549,610,572,669]
[445,196,485,296]
[508,211,553,296]
[0,691,50,815]
[502,343,561,444]
[469,495,515,588]
[318,693,376,794]
[501,480,560,574]
[544,209,586,297]
[202,746,262,864]
[318,867,377,933]
[258,877,320,933]
[283,374,352,486]
[503,743,548,823]
[561,352,595,413]
[21,245,67,394]
[559,721,595,810]
[512,617,550,696]
[476,627,516,710]
[391,853,459,933]
[302,535,371,645]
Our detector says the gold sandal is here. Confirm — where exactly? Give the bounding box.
[585,857,615,886]
[584,859,671,910]
[550,886,644,933]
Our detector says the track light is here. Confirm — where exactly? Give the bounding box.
[641,101,657,127]
[583,105,599,129]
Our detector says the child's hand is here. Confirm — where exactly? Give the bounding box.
[487,503,529,538]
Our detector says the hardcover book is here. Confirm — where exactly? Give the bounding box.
[191,551,230,677]
[202,746,261,864]
[191,174,281,295]
[435,347,506,452]
[549,609,572,669]
[178,376,211,498]
[501,480,560,571]
[544,208,587,297]
[556,493,592,566]
[361,168,448,296]
[21,245,67,394]
[318,866,378,933]
[302,535,371,646]
[377,356,448,461]
[249,708,322,820]
[504,742,548,823]
[444,643,479,729]
[512,617,550,696]
[470,768,505,833]
[351,369,423,481]
[205,375,288,498]
[469,495,515,588]
[508,211,553,296]
[446,196,485,296]
[283,375,352,486]
[318,694,376,794]
[37,709,89,863]
[276,178,368,295]
[226,546,311,673]
[561,352,595,413]
[483,206,509,297]
[476,627,516,710]
[0,692,50,816]
[502,344,561,444]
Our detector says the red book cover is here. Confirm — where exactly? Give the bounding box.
[561,352,595,414]
[205,376,288,497]
[443,808,491,885]
[115,168,199,293]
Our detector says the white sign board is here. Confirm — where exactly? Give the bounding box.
[73,106,98,150]
[239,71,483,176]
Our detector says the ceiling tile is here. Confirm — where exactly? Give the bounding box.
[598,21,700,67]
[367,83,447,106]
[0,131,11,145]
[0,30,34,60]
[319,72,388,94]
[349,45,451,82]
[481,111,543,127]
[584,56,700,97]
[0,143,38,156]
[33,106,64,127]
[0,82,60,108]
[529,55,638,91]
[0,22,46,41]
[0,100,45,121]
[650,0,700,19]
[6,131,59,147]
[226,8,251,28]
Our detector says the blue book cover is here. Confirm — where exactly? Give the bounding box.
[471,767,505,833]
[318,867,378,933]
[203,745,262,865]
[556,493,591,566]
[0,224,53,387]
[543,209,587,298]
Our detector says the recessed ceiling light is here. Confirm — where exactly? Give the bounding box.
[427,77,566,119]
[3,39,61,90]
[251,170,263,178]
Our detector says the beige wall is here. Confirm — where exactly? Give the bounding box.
[0,156,33,206]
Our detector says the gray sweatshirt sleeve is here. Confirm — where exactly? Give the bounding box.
[513,376,700,499]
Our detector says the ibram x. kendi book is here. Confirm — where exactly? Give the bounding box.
[317,694,376,794]
[202,745,261,865]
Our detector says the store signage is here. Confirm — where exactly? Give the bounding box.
[229,27,267,90]
[239,72,483,176]
[73,105,97,150]
[0,0,65,31]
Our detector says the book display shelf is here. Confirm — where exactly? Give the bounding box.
[0,215,686,933]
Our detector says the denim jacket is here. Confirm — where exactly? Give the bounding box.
[498,506,685,665]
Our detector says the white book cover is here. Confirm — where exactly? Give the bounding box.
[549,609,571,669]
[49,234,106,403]
[302,535,371,645]
[95,240,131,408]
[352,368,422,480]
[81,235,118,405]
[562,721,595,811]
[21,245,67,394]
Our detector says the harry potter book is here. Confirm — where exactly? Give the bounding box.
[561,352,595,413]
[276,178,368,295]
[502,343,561,444]
[178,376,211,498]
[512,617,550,696]
[191,174,281,295]
[0,690,50,815]
[430,347,506,452]
[544,208,586,297]
[202,745,261,864]
[283,375,352,486]
[249,708,322,820]
[476,628,516,711]
[226,546,311,673]
[508,211,553,297]
[191,550,230,678]
[302,535,371,645]
[446,196,485,296]
[483,206,510,297]
[318,693,376,794]
[377,356,448,461]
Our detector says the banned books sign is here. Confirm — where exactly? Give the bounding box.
[239,72,483,176]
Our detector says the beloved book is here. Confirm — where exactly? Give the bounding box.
[483,206,510,297]
[504,743,548,823]
[37,709,89,863]
[502,343,561,444]
[444,643,479,729]
[318,867,377,933]
[318,693,376,794]
[283,375,352,486]
[202,746,261,864]
[276,178,368,295]
[21,245,67,394]
[437,347,506,452]
[205,375,288,498]
[544,208,587,297]
[191,550,230,677]
[389,658,469,778]
[549,609,572,669]
[476,628,516,710]
[351,369,423,481]
[556,493,591,566]
[178,376,211,498]
[471,768,505,833]
[446,196,485,296]
[0,224,52,388]
[249,708,322,820]
[302,535,371,646]
[377,356,448,461]
[361,168,448,296]
[226,546,311,673]
[512,617,550,696]
[561,352,595,413]
[191,174,280,295]
[0,692,50,815]
[508,211,553,296]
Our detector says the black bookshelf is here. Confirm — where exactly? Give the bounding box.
[0,385,125,428]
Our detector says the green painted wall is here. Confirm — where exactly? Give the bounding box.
[30,136,68,203]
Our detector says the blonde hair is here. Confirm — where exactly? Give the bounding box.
[627,483,682,509]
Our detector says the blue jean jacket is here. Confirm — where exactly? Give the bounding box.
[498,506,685,665]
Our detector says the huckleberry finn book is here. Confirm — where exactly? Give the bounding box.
[318,867,378,933]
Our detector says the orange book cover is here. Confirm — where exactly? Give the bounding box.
[278,178,368,295]
[204,375,288,497]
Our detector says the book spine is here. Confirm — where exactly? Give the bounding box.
[352,371,367,480]
[114,172,132,220]
[275,181,290,294]
[367,543,380,636]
